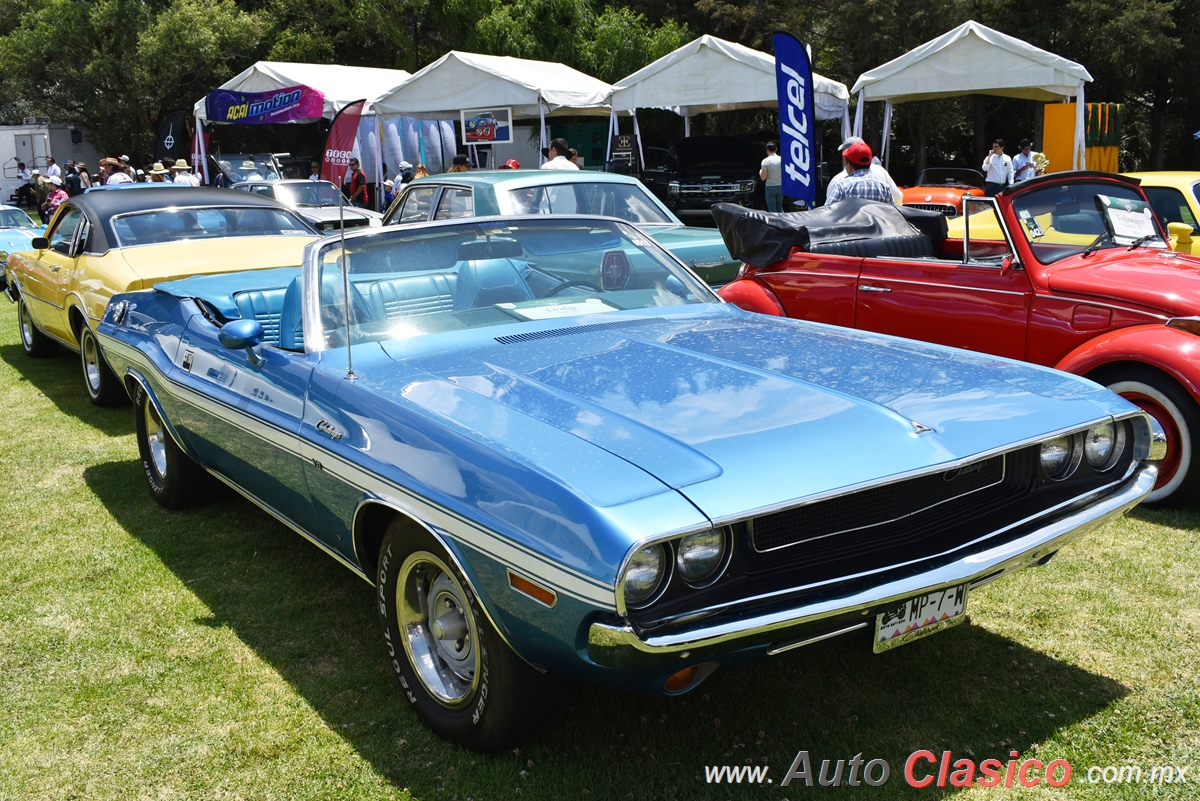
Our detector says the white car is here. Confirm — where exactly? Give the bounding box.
[233,179,382,232]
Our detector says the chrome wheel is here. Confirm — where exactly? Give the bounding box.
[82,328,102,393]
[397,551,480,708]
[144,401,168,480]
[18,301,34,347]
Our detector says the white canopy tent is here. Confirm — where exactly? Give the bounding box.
[193,61,412,123]
[193,61,415,189]
[850,21,1093,168]
[609,35,850,131]
[372,51,613,157]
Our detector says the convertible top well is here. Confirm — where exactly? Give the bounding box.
[711,200,948,268]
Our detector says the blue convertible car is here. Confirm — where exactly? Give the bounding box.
[96,215,1157,751]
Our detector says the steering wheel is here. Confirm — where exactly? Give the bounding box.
[546,280,603,297]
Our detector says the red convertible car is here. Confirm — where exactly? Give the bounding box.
[715,171,1199,506]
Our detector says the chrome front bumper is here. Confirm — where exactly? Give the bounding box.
[587,465,1155,669]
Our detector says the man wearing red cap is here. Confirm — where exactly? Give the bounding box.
[825,140,895,205]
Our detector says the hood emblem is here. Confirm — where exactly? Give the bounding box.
[911,421,933,434]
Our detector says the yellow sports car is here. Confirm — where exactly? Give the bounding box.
[2,186,319,405]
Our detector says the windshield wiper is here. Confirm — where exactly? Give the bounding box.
[1127,234,1160,251]
[1080,232,1111,258]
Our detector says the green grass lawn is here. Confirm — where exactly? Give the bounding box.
[0,298,1197,800]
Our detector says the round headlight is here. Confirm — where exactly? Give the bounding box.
[623,544,666,607]
[1084,423,1115,467]
[676,528,727,584]
[1085,422,1125,471]
[1040,435,1076,479]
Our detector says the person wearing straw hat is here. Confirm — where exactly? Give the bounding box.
[172,159,200,186]
[148,162,170,183]
[101,157,133,185]
[239,159,263,181]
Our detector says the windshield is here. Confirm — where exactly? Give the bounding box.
[309,217,715,348]
[501,182,675,224]
[0,208,36,229]
[112,207,313,247]
[1009,181,1169,264]
[213,153,281,183]
[276,181,345,208]
[918,169,984,188]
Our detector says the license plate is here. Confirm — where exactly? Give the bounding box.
[873,583,968,653]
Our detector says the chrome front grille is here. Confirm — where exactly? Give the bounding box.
[679,183,746,196]
[903,203,958,217]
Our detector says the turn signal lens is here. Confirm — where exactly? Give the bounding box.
[623,544,666,607]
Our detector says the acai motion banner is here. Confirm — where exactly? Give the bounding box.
[205,84,325,125]
[773,31,816,206]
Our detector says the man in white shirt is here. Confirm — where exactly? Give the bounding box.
[1012,138,1045,183]
[309,160,322,180]
[540,138,579,170]
[825,137,902,204]
[16,162,31,183]
[171,161,200,186]
[45,157,62,179]
[982,139,1013,196]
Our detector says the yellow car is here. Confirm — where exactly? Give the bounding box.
[1124,171,1200,255]
[946,172,1200,254]
[3,186,319,405]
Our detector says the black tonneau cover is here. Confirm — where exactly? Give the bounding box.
[711,200,948,268]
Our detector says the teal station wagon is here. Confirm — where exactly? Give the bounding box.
[382,170,741,285]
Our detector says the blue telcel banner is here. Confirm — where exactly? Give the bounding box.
[773,31,816,205]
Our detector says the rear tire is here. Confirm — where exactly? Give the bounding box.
[1092,365,1200,507]
[17,297,58,358]
[376,523,570,751]
[134,385,216,509]
[79,324,127,406]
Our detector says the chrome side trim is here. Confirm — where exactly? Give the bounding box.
[587,465,1154,668]
[859,277,1028,297]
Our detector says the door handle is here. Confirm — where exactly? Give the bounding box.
[858,284,890,293]
[49,264,61,271]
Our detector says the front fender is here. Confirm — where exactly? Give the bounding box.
[1054,323,1200,403]
[716,277,786,316]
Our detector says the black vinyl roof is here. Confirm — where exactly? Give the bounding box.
[64,186,304,253]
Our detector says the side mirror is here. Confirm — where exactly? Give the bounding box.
[32,237,48,250]
[219,318,265,350]
[1000,254,1022,274]
[219,318,266,367]
[1167,222,1193,252]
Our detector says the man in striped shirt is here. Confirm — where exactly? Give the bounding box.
[825,141,896,205]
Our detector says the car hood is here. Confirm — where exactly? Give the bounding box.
[1044,248,1200,316]
[0,228,39,252]
[643,224,733,262]
[116,236,318,286]
[376,306,1125,521]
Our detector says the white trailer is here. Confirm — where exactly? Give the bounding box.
[1,119,104,204]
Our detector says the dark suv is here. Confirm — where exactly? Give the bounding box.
[640,136,762,221]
